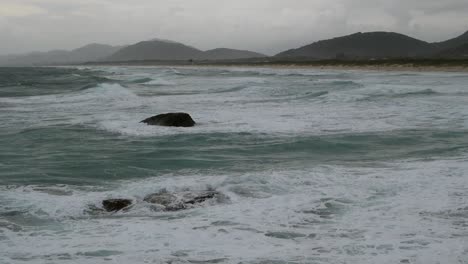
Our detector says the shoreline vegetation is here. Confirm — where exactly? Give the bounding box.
[82,58,468,72]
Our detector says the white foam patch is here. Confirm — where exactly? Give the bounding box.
[2,66,467,263]
[4,66,468,136]
[1,158,467,263]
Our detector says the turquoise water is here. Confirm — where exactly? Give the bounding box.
[0,66,467,263]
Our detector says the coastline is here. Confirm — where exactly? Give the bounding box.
[81,60,468,73]
[176,64,468,73]
[272,64,468,73]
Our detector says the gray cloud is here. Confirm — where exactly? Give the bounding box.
[1,0,468,55]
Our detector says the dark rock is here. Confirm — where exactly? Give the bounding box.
[187,258,228,264]
[165,203,187,212]
[265,231,307,239]
[141,112,195,127]
[143,190,225,211]
[184,191,218,204]
[102,199,132,212]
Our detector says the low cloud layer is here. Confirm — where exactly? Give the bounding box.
[1,0,468,55]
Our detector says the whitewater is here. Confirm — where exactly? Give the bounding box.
[0,66,467,264]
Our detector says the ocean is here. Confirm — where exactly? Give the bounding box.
[0,66,467,264]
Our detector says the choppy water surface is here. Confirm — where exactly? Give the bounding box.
[0,66,467,264]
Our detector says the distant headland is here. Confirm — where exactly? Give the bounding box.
[1,30,468,71]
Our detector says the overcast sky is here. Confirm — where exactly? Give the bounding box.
[1,0,468,55]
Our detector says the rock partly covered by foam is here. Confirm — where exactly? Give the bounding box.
[140,112,195,127]
[143,190,227,211]
[99,190,227,213]
[143,191,177,205]
[102,199,132,212]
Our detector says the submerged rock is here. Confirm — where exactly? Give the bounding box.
[143,192,177,206]
[143,190,226,211]
[140,112,195,127]
[143,191,185,211]
[98,190,227,214]
[183,191,218,204]
[265,231,307,239]
[102,199,132,212]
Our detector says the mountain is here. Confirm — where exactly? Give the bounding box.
[0,44,123,66]
[196,48,266,60]
[3,30,468,66]
[105,40,265,61]
[436,43,468,58]
[275,32,436,59]
[67,44,123,62]
[433,30,468,50]
[105,40,203,61]
[0,38,266,65]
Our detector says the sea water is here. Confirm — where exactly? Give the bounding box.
[0,66,467,264]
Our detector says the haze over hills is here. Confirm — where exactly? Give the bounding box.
[105,40,203,61]
[1,30,468,66]
[69,44,125,62]
[104,40,266,62]
[0,44,123,66]
[0,39,266,66]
